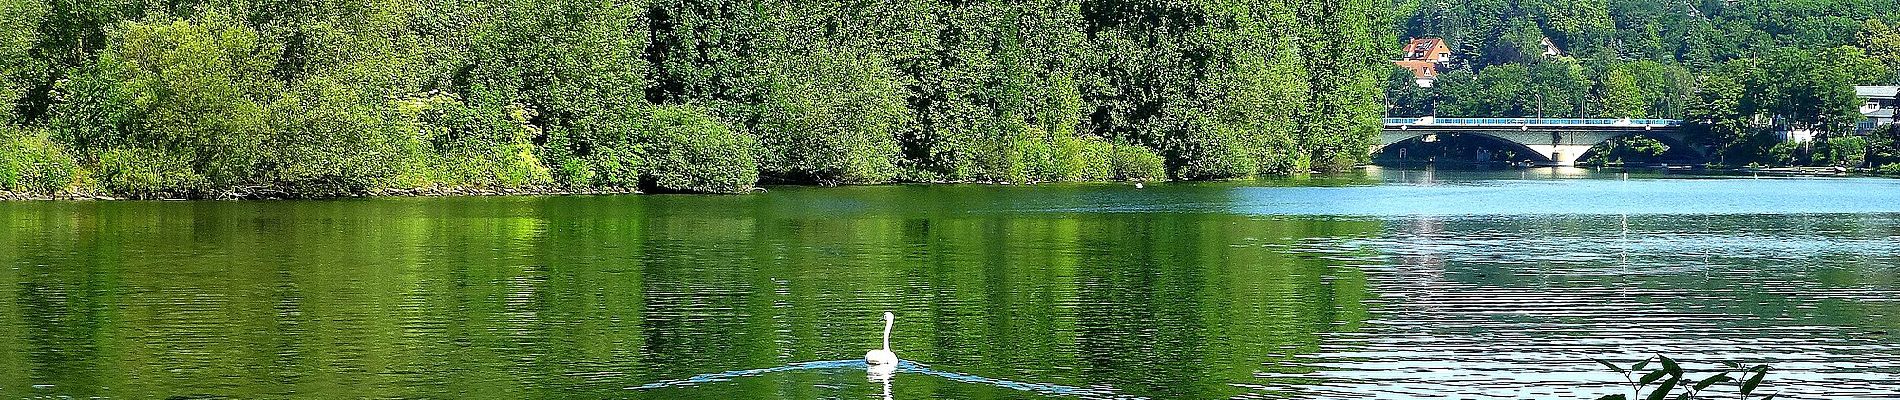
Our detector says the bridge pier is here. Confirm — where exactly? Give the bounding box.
[1520,143,1598,166]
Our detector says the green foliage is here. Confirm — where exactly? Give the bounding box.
[1429,60,1606,118]
[1684,61,1755,162]
[1580,135,1670,165]
[34,14,281,197]
[1814,135,1869,167]
[1766,141,1802,166]
[476,0,653,189]
[396,91,552,189]
[0,0,46,121]
[0,0,1391,198]
[1436,64,1532,117]
[1589,355,1777,400]
[1387,67,1433,116]
[1597,65,1650,118]
[260,78,423,196]
[1862,19,1900,84]
[1110,144,1167,182]
[1869,124,1900,167]
[95,147,203,198]
[755,48,907,185]
[1041,134,1116,182]
[1766,47,1885,133]
[640,105,757,194]
[116,16,277,187]
[0,126,75,194]
[1293,0,1386,172]
[44,54,137,160]
[1078,0,1380,177]
[1881,163,1900,175]
[1170,113,1262,180]
[1399,2,1898,168]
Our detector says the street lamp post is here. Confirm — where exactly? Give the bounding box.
[1536,93,1544,119]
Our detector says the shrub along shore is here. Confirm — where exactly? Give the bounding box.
[0,1,1390,199]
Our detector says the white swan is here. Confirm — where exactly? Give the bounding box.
[1134,182,1144,189]
[865,312,897,366]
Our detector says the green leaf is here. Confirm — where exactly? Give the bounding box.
[1646,377,1680,400]
[1741,368,1767,395]
[1694,373,1733,391]
[1640,369,1669,385]
[1632,357,1653,372]
[1658,355,1683,377]
[1595,358,1627,374]
[1596,395,1628,400]
[1760,394,1777,400]
[1721,361,1742,369]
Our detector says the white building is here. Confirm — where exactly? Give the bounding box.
[1540,37,1563,57]
[1857,86,1897,134]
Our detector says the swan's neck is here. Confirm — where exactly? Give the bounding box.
[881,317,893,351]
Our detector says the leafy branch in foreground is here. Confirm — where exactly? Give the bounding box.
[1592,355,1776,400]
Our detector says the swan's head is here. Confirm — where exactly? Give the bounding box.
[883,312,894,322]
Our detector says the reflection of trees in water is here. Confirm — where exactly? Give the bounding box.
[0,192,1382,399]
[1072,215,1380,398]
[34,191,1900,399]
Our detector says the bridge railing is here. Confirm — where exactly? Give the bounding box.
[1383,117,1682,127]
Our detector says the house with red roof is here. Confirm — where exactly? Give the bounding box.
[1395,38,1451,88]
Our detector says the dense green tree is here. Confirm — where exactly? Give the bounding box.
[1756,47,1884,133]
[1683,61,1759,163]
[62,15,278,196]
[1526,59,1589,117]
[1590,61,1691,119]
[891,0,1089,182]
[1869,123,1900,169]
[1527,0,1610,56]
[1860,19,1900,84]
[0,0,45,121]
[1475,63,1530,116]
[755,47,908,185]
[642,0,779,109]
[641,105,757,193]
[1390,0,1899,168]
[1596,66,1647,118]
[1432,68,1481,116]
[1386,66,1432,116]
[0,125,75,193]
[34,0,1804,197]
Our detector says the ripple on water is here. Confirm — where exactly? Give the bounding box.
[3,180,1898,399]
[1254,214,1900,400]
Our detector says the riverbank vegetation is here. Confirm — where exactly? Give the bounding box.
[0,0,1390,198]
[1386,0,1900,168]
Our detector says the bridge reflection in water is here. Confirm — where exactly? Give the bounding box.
[1379,117,1691,166]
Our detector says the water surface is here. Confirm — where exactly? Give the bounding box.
[2,167,1896,399]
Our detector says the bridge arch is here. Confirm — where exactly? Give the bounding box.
[1572,131,1709,163]
[1376,131,1557,164]
[1377,118,1695,166]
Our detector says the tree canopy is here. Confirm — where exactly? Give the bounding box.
[0,0,1395,197]
[1387,0,1900,166]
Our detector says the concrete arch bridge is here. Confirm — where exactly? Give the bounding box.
[1379,117,1698,166]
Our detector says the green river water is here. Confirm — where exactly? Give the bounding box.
[2,168,1897,399]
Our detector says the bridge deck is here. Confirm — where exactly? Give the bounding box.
[1384,117,1682,130]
